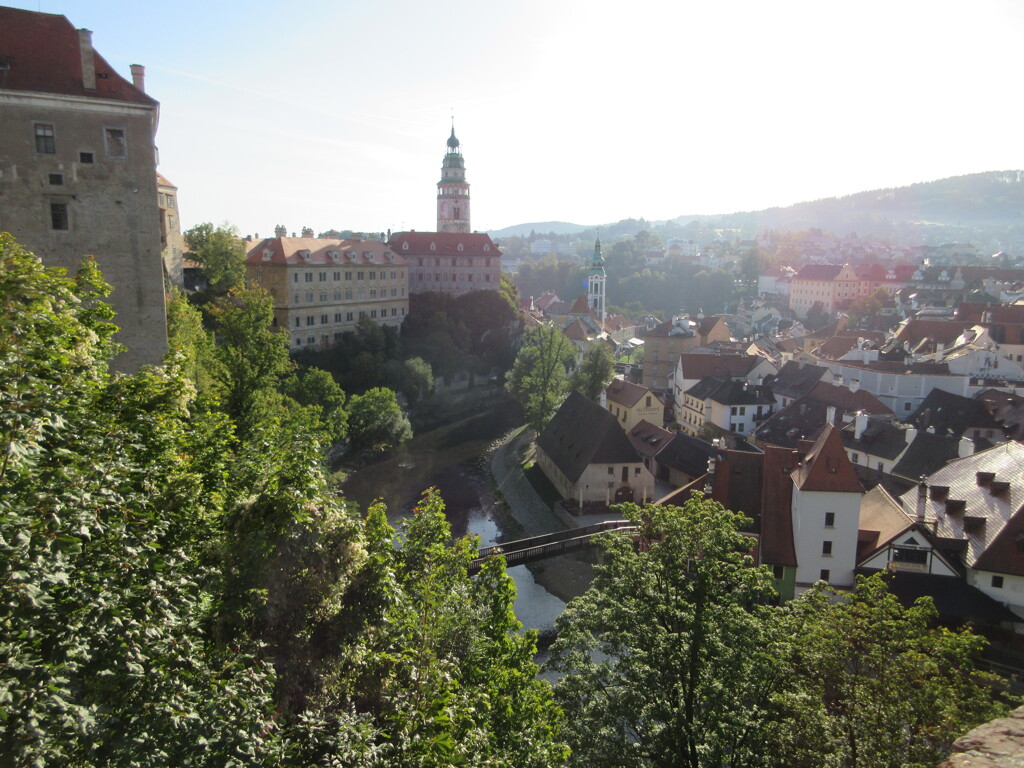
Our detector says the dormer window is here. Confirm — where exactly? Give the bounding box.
[484,244,490,252]
[262,249,273,261]
[363,251,373,260]
[301,249,312,261]
[430,242,437,251]
[457,243,464,252]
[329,251,340,262]
[402,242,409,251]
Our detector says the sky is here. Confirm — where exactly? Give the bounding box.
[10,0,1024,237]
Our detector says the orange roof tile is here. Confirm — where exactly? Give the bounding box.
[792,423,864,493]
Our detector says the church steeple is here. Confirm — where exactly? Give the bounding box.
[437,124,471,233]
[588,238,606,325]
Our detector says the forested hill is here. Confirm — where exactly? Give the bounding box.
[492,171,1024,251]
[685,171,1024,240]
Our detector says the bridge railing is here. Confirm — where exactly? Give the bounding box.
[469,521,638,574]
[475,520,634,559]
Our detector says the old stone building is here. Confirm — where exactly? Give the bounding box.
[0,7,167,369]
[157,173,184,288]
[245,237,408,350]
[437,126,470,234]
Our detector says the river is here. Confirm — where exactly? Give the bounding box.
[340,403,582,631]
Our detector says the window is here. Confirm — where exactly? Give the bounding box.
[877,462,884,472]
[992,575,1005,589]
[622,467,629,482]
[305,316,314,326]
[79,151,94,164]
[294,317,300,328]
[819,569,830,583]
[731,406,737,416]
[608,467,614,475]
[293,273,299,283]
[48,172,64,186]
[357,272,364,280]
[646,396,652,407]
[772,565,785,579]
[904,402,912,411]
[370,310,377,318]
[35,123,55,154]
[165,194,175,209]
[822,541,833,556]
[851,453,859,464]
[304,272,313,283]
[824,512,835,528]
[346,312,353,321]
[345,272,353,281]
[319,292,327,302]
[369,271,376,280]
[893,546,928,565]
[318,272,326,281]
[320,314,328,324]
[104,127,126,158]
[333,271,341,281]
[634,467,641,476]
[49,202,69,231]
[391,308,397,316]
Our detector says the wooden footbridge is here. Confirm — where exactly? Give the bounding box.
[468,520,637,575]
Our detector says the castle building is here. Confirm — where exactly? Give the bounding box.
[437,126,470,233]
[157,173,185,288]
[0,7,168,370]
[389,126,500,296]
[245,237,408,350]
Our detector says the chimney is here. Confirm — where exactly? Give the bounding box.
[854,411,868,440]
[958,436,974,458]
[130,64,146,93]
[826,405,836,425]
[850,378,860,393]
[600,388,608,410]
[78,29,96,90]
[905,426,917,445]
[916,477,928,522]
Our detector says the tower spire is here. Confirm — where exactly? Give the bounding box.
[437,123,470,233]
[588,238,606,325]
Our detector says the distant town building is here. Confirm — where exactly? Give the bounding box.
[0,7,167,370]
[245,237,408,350]
[389,231,501,295]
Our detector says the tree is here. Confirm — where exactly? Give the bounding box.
[770,575,1006,768]
[804,301,830,332]
[570,342,614,401]
[347,386,412,452]
[506,324,577,432]
[547,496,782,768]
[738,248,761,298]
[283,365,348,443]
[0,234,281,766]
[846,288,888,328]
[184,222,247,298]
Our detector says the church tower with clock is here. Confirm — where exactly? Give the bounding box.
[437,125,471,233]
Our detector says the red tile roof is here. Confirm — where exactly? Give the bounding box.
[806,382,893,414]
[569,294,591,315]
[677,353,767,381]
[0,8,157,106]
[793,264,845,281]
[894,319,972,347]
[245,237,406,267]
[759,446,800,566]
[606,379,658,408]
[389,231,499,256]
[792,423,864,493]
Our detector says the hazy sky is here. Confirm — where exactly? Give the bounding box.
[11,0,1024,236]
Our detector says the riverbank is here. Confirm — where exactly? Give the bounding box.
[490,426,596,604]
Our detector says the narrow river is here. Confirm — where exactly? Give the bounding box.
[340,403,584,631]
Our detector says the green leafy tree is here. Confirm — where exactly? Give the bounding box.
[570,341,614,400]
[184,222,247,298]
[547,496,781,768]
[166,287,222,396]
[804,301,830,332]
[0,234,281,766]
[287,490,568,767]
[283,365,348,443]
[506,324,577,432]
[206,286,294,434]
[738,248,761,298]
[770,575,1007,768]
[347,386,413,452]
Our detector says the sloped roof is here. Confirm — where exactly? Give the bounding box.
[245,237,405,267]
[859,571,1018,624]
[697,315,726,338]
[805,381,893,414]
[563,319,590,341]
[653,431,716,478]
[793,264,845,281]
[840,417,907,461]
[770,360,831,400]
[857,485,913,560]
[388,231,499,256]
[711,449,763,522]
[894,319,973,347]
[0,7,157,106]
[792,423,864,493]
[677,353,769,381]
[907,388,1004,438]
[568,294,591,315]
[973,505,1024,577]
[626,420,673,461]
[606,379,657,409]
[759,446,800,567]
[537,392,642,483]
[901,442,1024,570]
[957,303,1024,325]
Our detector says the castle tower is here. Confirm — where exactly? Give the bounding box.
[437,125,471,233]
[588,238,607,325]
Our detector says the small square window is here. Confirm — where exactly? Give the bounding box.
[819,569,830,582]
[904,402,912,411]
[608,467,614,475]
[992,575,1004,589]
[772,565,784,579]
[822,540,833,556]
[79,151,94,164]
[50,202,69,231]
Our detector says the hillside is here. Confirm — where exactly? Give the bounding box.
[492,172,1024,254]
